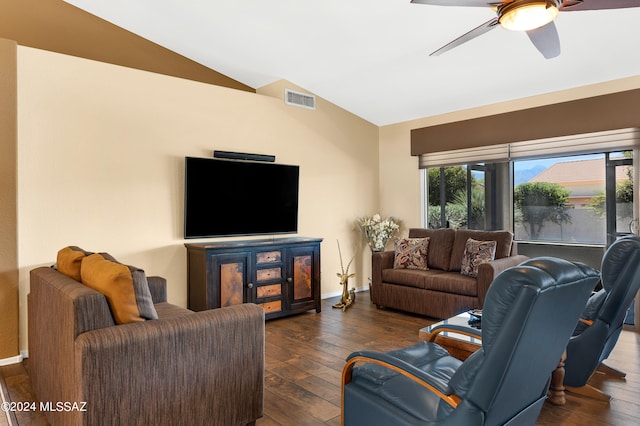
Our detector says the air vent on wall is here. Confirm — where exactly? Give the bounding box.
[285,89,316,110]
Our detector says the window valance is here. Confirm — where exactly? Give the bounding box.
[419,128,640,168]
[412,88,640,166]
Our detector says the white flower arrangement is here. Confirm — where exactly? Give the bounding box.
[357,214,400,252]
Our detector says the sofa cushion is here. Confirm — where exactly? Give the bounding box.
[393,237,429,270]
[449,230,513,271]
[424,271,479,297]
[382,268,479,296]
[154,302,194,320]
[56,246,93,281]
[80,253,158,324]
[408,228,456,271]
[382,268,448,290]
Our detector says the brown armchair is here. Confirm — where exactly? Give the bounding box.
[28,266,264,426]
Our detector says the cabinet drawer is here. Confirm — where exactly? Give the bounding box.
[257,284,282,298]
[256,267,281,282]
[256,251,281,264]
[259,300,282,314]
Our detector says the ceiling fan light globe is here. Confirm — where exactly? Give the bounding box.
[499,2,559,32]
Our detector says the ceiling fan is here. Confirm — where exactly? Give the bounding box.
[411,0,640,58]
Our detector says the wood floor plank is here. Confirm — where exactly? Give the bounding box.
[261,388,328,426]
[264,372,341,423]
[3,292,639,425]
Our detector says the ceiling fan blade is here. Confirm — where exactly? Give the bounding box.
[411,0,504,6]
[526,21,561,58]
[560,0,640,11]
[431,18,500,56]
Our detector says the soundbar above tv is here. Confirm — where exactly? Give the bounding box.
[213,150,276,162]
[184,156,299,238]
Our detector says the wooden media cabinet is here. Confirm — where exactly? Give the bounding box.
[185,237,322,320]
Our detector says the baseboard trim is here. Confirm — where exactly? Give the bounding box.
[321,286,368,299]
[0,354,23,367]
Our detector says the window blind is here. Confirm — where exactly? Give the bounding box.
[419,128,640,168]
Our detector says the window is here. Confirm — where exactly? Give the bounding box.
[426,165,470,229]
[606,152,634,245]
[424,162,511,231]
[513,153,606,244]
[424,150,634,246]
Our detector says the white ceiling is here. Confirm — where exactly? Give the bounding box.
[63,0,640,126]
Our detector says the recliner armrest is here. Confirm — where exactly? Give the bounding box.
[343,348,461,408]
[427,323,482,341]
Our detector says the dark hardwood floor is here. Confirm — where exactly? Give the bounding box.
[2,292,639,425]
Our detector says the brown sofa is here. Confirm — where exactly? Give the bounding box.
[28,266,264,426]
[371,228,528,319]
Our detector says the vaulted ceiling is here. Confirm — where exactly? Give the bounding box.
[4,1,640,126]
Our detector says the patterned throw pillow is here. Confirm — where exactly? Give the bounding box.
[393,237,430,270]
[80,253,158,324]
[460,238,497,278]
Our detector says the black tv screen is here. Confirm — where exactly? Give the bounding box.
[184,157,299,238]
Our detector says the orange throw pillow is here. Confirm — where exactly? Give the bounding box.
[56,246,92,281]
[81,253,158,324]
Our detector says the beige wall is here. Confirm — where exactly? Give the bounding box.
[0,38,19,361]
[378,125,421,232]
[16,46,379,351]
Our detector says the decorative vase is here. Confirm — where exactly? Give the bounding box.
[368,239,388,252]
[357,214,400,253]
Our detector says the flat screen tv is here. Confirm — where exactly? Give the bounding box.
[184,156,299,238]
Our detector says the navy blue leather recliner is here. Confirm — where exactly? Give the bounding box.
[342,257,600,426]
[563,235,640,400]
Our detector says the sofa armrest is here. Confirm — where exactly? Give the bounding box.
[476,255,529,307]
[371,251,395,299]
[372,251,394,283]
[29,266,116,422]
[147,276,167,303]
[74,303,264,425]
